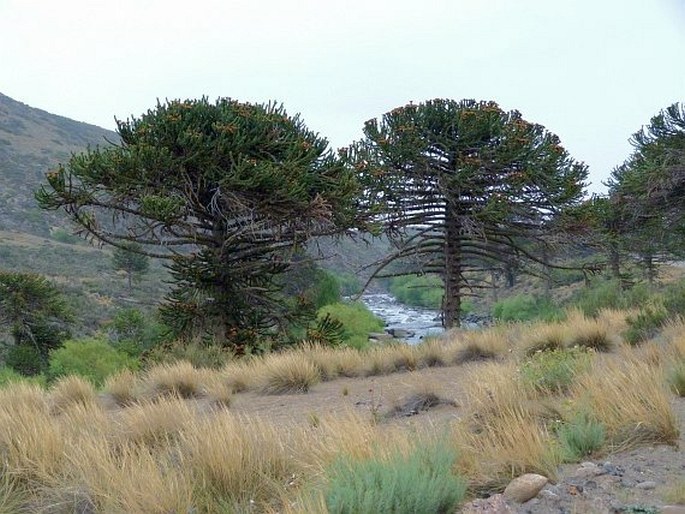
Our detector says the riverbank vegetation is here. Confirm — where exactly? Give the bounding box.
[1,96,684,511]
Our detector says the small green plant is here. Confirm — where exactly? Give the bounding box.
[623,306,667,345]
[0,365,45,388]
[557,414,606,461]
[520,347,592,394]
[325,443,466,514]
[492,294,561,322]
[572,280,651,317]
[668,361,685,397]
[48,338,139,386]
[317,302,385,349]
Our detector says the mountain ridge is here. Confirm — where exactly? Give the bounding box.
[0,92,118,236]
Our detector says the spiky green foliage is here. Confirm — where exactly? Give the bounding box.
[0,271,71,369]
[37,98,359,350]
[346,99,588,327]
[606,102,685,281]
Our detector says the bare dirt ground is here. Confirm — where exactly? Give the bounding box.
[227,362,684,513]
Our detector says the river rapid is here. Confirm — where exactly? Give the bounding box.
[359,293,444,344]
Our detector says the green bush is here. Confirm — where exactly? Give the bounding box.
[48,338,139,386]
[520,347,593,394]
[50,228,81,244]
[317,302,385,349]
[571,280,651,317]
[557,414,606,461]
[663,279,685,317]
[492,294,561,322]
[106,308,171,356]
[389,274,444,310]
[623,306,668,345]
[142,339,233,369]
[334,272,363,296]
[5,344,45,376]
[309,269,342,309]
[0,366,45,388]
[326,443,466,514]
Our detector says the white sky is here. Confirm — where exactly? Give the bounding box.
[2,0,684,193]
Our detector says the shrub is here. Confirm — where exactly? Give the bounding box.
[0,365,45,388]
[572,280,651,317]
[492,294,561,322]
[389,274,444,310]
[623,306,668,345]
[106,308,170,356]
[326,443,466,514]
[142,339,233,369]
[5,344,45,376]
[663,279,685,317]
[317,302,385,349]
[557,414,606,461]
[48,338,139,386]
[520,347,593,394]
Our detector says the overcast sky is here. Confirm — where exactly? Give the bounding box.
[2,0,684,193]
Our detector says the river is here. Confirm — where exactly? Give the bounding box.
[359,293,444,344]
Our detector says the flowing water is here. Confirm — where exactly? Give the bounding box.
[359,293,444,344]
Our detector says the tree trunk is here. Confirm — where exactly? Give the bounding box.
[643,252,656,284]
[608,241,621,280]
[443,207,462,328]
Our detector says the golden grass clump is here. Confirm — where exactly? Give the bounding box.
[49,375,98,414]
[416,338,448,367]
[0,381,48,414]
[57,439,195,514]
[179,412,295,509]
[564,308,616,352]
[517,321,569,356]
[461,361,533,420]
[363,346,402,376]
[201,370,233,407]
[0,401,64,483]
[448,328,510,364]
[223,358,259,392]
[388,342,420,372]
[571,356,679,447]
[112,395,198,448]
[141,361,205,399]
[455,406,560,493]
[254,352,321,394]
[104,368,139,406]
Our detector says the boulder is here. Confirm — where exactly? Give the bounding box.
[503,473,548,503]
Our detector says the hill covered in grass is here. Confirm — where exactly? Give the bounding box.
[0,92,117,236]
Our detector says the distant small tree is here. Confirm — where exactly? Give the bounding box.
[112,242,149,290]
[0,271,72,368]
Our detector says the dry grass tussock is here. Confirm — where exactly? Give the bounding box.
[455,406,561,493]
[49,375,98,414]
[140,360,205,399]
[571,354,679,447]
[447,326,511,363]
[254,351,321,394]
[0,311,681,512]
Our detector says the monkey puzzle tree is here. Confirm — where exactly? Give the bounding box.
[606,102,685,282]
[112,242,149,290]
[346,99,588,327]
[37,98,358,349]
[0,271,72,370]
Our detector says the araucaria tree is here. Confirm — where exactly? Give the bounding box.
[347,99,588,327]
[37,98,357,348]
[606,102,685,282]
[112,242,149,290]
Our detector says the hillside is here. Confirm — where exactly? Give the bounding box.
[0,92,117,236]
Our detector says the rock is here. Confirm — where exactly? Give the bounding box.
[503,473,548,503]
[573,462,604,478]
[635,480,657,490]
[386,328,414,339]
[662,507,685,514]
[368,332,393,341]
[537,489,559,500]
[460,493,512,513]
